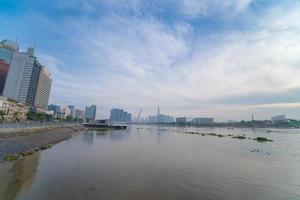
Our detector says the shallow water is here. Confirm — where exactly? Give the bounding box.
[1,125,300,200]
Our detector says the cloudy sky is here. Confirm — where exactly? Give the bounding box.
[1,0,300,121]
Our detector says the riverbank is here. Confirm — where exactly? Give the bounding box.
[0,124,85,161]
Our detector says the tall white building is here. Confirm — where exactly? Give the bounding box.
[3,48,40,106]
[34,66,52,111]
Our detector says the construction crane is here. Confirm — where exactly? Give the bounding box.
[137,108,143,122]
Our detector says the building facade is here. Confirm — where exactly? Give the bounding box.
[191,117,214,125]
[176,117,187,124]
[48,104,60,115]
[0,96,29,123]
[67,105,75,118]
[0,59,9,95]
[75,109,85,119]
[110,108,132,123]
[34,66,52,111]
[85,105,97,121]
[0,39,19,64]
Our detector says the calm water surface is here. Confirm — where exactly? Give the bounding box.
[1,125,300,200]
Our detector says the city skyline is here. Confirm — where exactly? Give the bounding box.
[1,1,300,121]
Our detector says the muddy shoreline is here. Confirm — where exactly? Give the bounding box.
[0,124,85,161]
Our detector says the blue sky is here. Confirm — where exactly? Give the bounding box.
[1,0,300,121]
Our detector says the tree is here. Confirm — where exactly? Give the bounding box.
[66,115,73,122]
[0,110,6,122]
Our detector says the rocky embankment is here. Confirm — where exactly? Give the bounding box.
[0,124,85,161]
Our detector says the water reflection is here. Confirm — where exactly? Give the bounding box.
[0,152,40,200]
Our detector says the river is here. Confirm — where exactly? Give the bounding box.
[1,125,300,200]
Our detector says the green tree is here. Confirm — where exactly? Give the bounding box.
[66,115,73,122]
[0,110,6,122]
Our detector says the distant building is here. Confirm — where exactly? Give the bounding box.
[176,117,187,124]
[75,109,85,119]
[85,105,97,121]
[67,105,75,118]
[48,104,60,115]
[0,59,9,95]
[147,107,173,123]
[110,108,132,123]
[192,117,214,125]
[61,106,71,117]
[0,96,29,123]
[271,115,286,123]
[34,66,52,112]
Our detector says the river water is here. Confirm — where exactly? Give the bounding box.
[1,125,300,200]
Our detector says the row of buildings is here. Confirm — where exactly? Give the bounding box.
[0,39,53,122]
[48,104,97,121]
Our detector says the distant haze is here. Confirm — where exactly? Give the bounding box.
[1,0,300,121]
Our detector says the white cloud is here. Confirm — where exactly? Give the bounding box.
[28,1,300,120]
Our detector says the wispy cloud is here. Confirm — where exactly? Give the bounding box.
[1,0,300,120]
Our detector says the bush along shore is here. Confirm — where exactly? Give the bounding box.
[0,124,85,162]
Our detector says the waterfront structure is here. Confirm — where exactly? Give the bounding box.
[34,66,52,112]
[271,115,286,123]
[67,105,75,118]
[75,109,85,119]
[176,117,187,125]
[0,96,29,122]
[0,59,9,95]
[110,108,132,123]
[85,105,97,121]
[191,117,214,125]
[48,104,60,115]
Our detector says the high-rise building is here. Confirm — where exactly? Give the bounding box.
[34,66,52,111]
[75,109,85,119]
[191,118,214,125]
[2,44,52,112]
[67,105,75,118]
[176,117,187,124]
[110,108,132,123]
[0,59,9,95]
[0,39,19,64]
[48,104,60,115]
[85,105,97,121]
[3,48,39,104]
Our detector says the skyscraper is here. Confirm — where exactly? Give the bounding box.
[67,105,75,118]
[85,105,97,121]
[3,48,40,105]
[0,39,19,64]
[0,59,9,95]
[110,108,132,123]
[2,45,52,112]
[34,66,52,111]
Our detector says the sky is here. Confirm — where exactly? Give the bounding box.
[0,0,300,121]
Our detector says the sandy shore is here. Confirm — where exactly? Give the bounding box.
[0,124,85,160]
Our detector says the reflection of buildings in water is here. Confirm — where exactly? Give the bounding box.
[0,152,40,200]
[108,130,131,142]
[82,131,95,144]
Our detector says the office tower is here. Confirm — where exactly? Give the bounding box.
[176,117,187,124]
[191,118,214,125]
[110,108,132,123]
[48,104,61,115]
[75,109,84,119]
[85,105,97,121]
[67,105,75,118]
[0,59,9,95]
[0,39,19,64]
[3,48,40,105]
[34,66,52,111]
